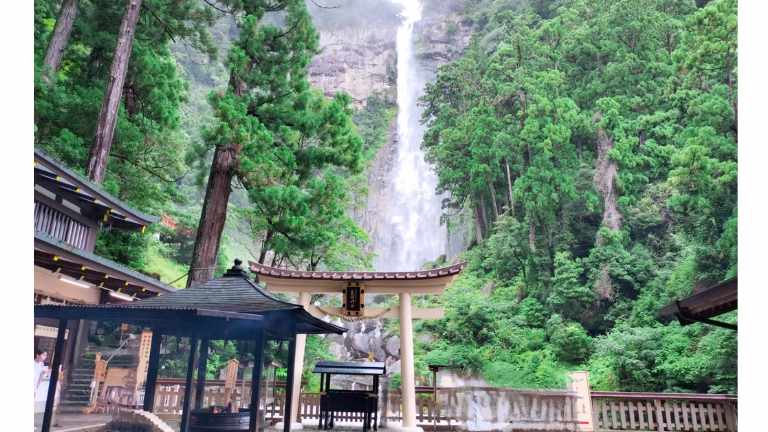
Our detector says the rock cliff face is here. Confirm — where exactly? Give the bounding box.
[306,0,401,107]
[309,27,398,107]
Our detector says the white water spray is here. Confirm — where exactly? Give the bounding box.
[373,0,447,272]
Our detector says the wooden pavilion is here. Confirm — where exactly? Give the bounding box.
[34,259,346,432]
[249,262,464,432]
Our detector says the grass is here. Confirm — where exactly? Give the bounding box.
[144,239,189,289]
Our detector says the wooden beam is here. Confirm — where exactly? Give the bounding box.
[41,319,67,432]
[180,337,198,432]
[306,305,444,320]
[143,329,162,411]
[284,337,297,432]
[195,338,209,409]
[249,330,266,432]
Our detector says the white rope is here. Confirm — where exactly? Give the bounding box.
[314,305,394,321]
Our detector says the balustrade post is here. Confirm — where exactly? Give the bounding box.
[654,399,664,432]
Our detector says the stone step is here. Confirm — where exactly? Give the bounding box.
[63,392,91,399]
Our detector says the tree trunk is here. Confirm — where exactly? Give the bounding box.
[186,145,240,287]
[592,111,623,299]
[528,219,536,253]
[474,196,487,243]
[479,194,489,239]
[489,182,499,220]
[42,0,79,83]
[86,0,143,184]
[258,230,273,265]
[504,158,514,216]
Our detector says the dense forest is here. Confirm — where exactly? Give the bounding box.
[417,0,737,393]
[34,0,737,393]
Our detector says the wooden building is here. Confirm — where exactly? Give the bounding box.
[33,149,175,413]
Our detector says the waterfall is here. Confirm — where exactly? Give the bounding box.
[373,0,447,272]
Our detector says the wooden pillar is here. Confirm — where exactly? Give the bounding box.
[399,292,418,429]
[249,330,266,432]
[143,329,162,412]
[195,338,209,409]
[180,337,199,432]
[284,337,297,432]
[289,292,310,426]
[41,319,67,432]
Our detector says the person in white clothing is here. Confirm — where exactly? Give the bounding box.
[34,350,49,400]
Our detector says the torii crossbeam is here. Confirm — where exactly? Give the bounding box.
[249,262,464,431]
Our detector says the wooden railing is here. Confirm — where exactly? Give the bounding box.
[591,392,737,432]
[131,381,739,432]
[151,378,287,420]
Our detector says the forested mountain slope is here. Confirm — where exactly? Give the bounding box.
[416,0,737,393]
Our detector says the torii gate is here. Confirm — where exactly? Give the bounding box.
[249,261,464,431]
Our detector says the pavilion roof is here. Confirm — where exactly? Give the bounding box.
[249,261,465,294]
[35,260,347,338]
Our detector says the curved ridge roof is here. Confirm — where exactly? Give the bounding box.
[249,261,465,281]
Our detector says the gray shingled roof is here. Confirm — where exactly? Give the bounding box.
[34,147,159,225]
[96,265,298,313]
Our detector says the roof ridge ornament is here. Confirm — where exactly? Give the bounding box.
[223,258,247,278]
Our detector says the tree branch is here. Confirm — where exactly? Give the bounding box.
[110,152,187,183]
[308,0,341,9]
[201,0,233,14]
[142,3,177,43]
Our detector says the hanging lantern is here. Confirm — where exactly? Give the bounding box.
[342,281,365,317]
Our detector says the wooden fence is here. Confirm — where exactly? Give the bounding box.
[151,378,287,418]
[121,380,738,431]
[591,392,737,432]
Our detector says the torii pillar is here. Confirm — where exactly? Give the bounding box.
[398,292,418,430]
[249,262,464,431]
[289,291,311,430]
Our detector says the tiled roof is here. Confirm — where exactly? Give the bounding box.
[94,266,298,313]
[35,231,175,295]
[249,261,465,281]
[34,148,159,227]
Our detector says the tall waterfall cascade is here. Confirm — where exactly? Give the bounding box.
[373,0,447,272]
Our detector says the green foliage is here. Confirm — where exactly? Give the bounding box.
[547,252,594,323]
[546,317,592,364]
[481,351,567,389]
[417,0,737,393]
[204,0,369,272]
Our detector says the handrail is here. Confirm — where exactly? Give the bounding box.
[592,391,737,401]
